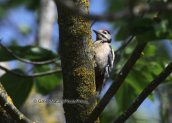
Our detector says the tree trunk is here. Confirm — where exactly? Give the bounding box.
[36,0,56,49]
[56,0,97,122]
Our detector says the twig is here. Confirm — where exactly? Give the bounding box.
[84,43,147,123]
[114,36,135,53]
[54,0,172,21]
[114,61,172,123]
[91,20,97,27]
[0,83,33,123]
[0,65,62,78]
[0,41,60,65]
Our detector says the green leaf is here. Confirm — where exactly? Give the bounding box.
[125,69,154,101]
[99,103,118,122]
[0,45,58,62]
[137,61,163,76]
[156,29,172,40]
[126,70,147,94]
[141,67,154,82]
[18,23,32,36]
[136,30,157,43]
[115,83,136,113]
[115,18,171,43]
[150,64,163,76]
[134,18,154,27]
[115,25,129,41]
[0,6,5,20]
[142,45,156,58]
[108,0,126,12]
[133,18,172,42]
[0,69,34,109]
[35,65,62,95]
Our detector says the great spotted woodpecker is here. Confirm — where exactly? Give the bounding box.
[93,29,115,97]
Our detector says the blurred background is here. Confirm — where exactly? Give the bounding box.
[0,0,172,123]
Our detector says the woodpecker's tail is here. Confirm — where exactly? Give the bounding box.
[95,65,110,98]
[95,68,104,98]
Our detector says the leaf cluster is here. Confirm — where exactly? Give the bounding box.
[0,45,62,109]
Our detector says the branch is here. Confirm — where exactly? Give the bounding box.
[0,83,33,123]
[114,61,172,123]
[84,43,147,123]
[0,65,62,78]
[54,0,172,21]
[0,41,60,65]
[54,0,130,21]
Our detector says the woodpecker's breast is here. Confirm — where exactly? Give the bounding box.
[93,41,111,73]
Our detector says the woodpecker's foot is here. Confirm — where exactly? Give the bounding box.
[96,92,100,99]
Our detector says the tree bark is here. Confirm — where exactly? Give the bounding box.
[0,83,17,123]
[56,0,97,122]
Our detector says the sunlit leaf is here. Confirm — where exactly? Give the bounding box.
[142,45,156,58]
[0,45,58,61]
[125,69,154,101]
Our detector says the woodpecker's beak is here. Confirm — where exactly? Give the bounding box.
[93,30,99,35]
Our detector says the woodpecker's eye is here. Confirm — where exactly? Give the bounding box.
[103,31,107,34]
[102,35,106,38]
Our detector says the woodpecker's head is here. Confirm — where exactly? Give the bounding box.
[93,29,111,43]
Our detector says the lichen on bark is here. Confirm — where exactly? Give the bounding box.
[56,0,97,122]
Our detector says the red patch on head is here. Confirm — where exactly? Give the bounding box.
[99,29,110,34]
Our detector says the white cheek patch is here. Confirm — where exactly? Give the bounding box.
[102,34,111,41]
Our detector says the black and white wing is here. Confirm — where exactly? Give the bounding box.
[108,45,115,71]
[103,45,115,87]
